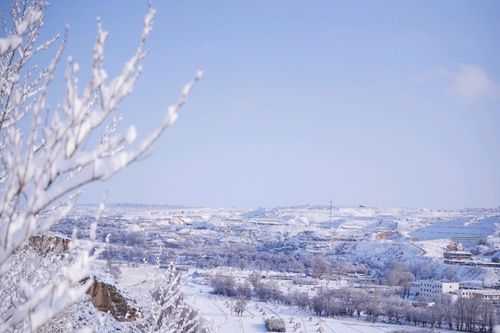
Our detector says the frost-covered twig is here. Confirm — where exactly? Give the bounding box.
[0,0,201,330]
[149,262,200,333]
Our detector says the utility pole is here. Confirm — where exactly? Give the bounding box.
[329,200,333,224]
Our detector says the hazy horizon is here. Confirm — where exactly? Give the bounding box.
[78,201,500,211]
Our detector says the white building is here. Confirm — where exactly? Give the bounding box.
[443,251,473,260]
[458,289,500,303]
[411,280,459,299]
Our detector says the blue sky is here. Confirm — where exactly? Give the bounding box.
[9,1,500,208]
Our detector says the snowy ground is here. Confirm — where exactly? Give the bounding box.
[414,239,449,258]
[118,264,452,333]
[183,285,440,333]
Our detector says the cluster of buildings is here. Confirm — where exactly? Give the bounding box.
[443,250,500,268]
[411,279,500,304]
[442,239,500,268]
[457,289,500,302]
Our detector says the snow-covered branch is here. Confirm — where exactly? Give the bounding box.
[149,263,201,333]
[0,0,202,330]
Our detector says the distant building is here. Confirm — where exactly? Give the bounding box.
[444,259,500,268]
[412,280,459,299]
[458,289,500,304]
[443,251,473,260]
[446,241,462,252]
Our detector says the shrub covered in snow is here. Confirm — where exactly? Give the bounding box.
[210,274,238,297]
[265,317,286,332]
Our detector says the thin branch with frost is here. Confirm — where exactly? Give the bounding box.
[149,262,201,333]
[0,0,202,330]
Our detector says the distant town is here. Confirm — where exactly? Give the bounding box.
[45,204,500,332]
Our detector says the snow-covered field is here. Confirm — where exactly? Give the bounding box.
[119,264,452,333]
[183,287,446,333]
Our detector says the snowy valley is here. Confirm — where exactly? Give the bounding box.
[38,205,500,332]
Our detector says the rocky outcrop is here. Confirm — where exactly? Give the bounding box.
[29,234,140,321]
[85,278,141,321]
[29,234,71,255]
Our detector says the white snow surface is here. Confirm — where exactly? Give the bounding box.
[117,263,455,333]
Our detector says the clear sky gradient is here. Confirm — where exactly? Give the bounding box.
[11,1,500,208]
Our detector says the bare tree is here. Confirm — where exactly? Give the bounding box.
[232,298,247,317]
[385,263,415,298]
[210,274,237,297]
[255,281,283,303]
[150,263,200,333]
[288,291,310,310]
[478,299,496,332]
[0,0,201,330]
[248,271,262,289]
[310,256,330,279]
[236,282,252,299]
